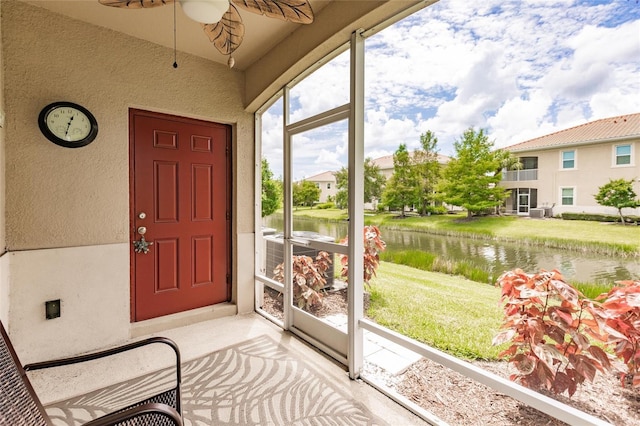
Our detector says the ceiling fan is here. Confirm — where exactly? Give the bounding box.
[98,0,314,67]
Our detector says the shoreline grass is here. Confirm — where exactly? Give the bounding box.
[380,249,616,297]
[380,250,494,284]
[289,208,640,258]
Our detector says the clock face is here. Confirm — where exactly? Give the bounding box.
[38,102,98,148]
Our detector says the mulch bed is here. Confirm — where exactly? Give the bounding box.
[260,287,639,425]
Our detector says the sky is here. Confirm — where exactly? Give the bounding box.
[261,0,640,180]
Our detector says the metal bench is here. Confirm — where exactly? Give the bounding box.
[0,321,183,425]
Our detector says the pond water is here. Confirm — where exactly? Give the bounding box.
[263,216,640,284]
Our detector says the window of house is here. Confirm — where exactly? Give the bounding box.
[520,157,538,170]
[561,187,575,206]
[561,150,575,169]
[615,144,632,166]
[327,183,331,189]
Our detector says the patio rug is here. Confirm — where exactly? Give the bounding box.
[44,335,387,425]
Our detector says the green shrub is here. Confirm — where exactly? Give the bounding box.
[316,202,335,209]
[424,205,448,215]
[562,212,639,223]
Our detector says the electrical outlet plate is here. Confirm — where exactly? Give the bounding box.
[45,299,61,320]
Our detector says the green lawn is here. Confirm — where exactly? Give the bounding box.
[368,261,506,360]
[293,207,349,221]
[287,208,638,360]
[292,208,640,256]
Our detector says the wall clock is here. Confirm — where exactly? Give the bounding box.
[38,101,98,148]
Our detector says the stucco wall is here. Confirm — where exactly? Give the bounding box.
[0,0,5,255]
[4,1,253,249]
[1,1,255,361]
[7,244,130,363]
[0,0,7,326]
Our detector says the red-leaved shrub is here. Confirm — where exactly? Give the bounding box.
[273,251,332,309]
[595,280,640,388]
[494,269,611,396]
[339,225,386,289]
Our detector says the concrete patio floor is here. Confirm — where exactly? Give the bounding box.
[27,312,429,425]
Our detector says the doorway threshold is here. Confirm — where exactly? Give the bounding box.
[130,302,236,338]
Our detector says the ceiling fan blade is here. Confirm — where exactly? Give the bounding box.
[232,0,313,24]
[98,0,173,8]
[202,4,245,55]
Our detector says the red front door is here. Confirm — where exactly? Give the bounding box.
[130,109,231,321]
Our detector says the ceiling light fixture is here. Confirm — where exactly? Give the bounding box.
[98,0,314,67]
[179,0,229,24]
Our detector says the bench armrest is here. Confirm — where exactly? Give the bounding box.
[24,337,180,379]
[24,337,182,414]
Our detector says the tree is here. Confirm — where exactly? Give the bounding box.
[495,148,522,175]
[334,167,348,209]
[293,180,321,207]
[364,158,386,208]
[334,158,386,210]
[381,144,419,217]
[413,131,441,216]
[595,178,639,225]
[261,158,281,217]
[438,128,508,219]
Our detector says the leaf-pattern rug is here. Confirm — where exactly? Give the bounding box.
[45,335,387,425]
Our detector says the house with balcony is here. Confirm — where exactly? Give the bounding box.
[501,113,640,217]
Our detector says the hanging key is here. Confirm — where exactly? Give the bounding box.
[133,226,153,254]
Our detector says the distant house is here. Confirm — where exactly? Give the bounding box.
[370,152,451,211]
[370,152,451,179]
[500,113,640,217]
[306,170,337,203]
[306,152,450,209]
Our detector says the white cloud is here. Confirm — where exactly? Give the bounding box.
[261,0,640,175]
[486,90,555,148]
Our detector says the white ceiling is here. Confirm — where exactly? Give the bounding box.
[26,0,330,70]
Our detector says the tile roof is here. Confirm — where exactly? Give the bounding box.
[305,170,335,181]
[506,112,640,152]
[305,151,451,182]
[372,152,450,170]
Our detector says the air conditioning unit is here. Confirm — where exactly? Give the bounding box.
[264,231,335,288]
[529,208,544,218]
